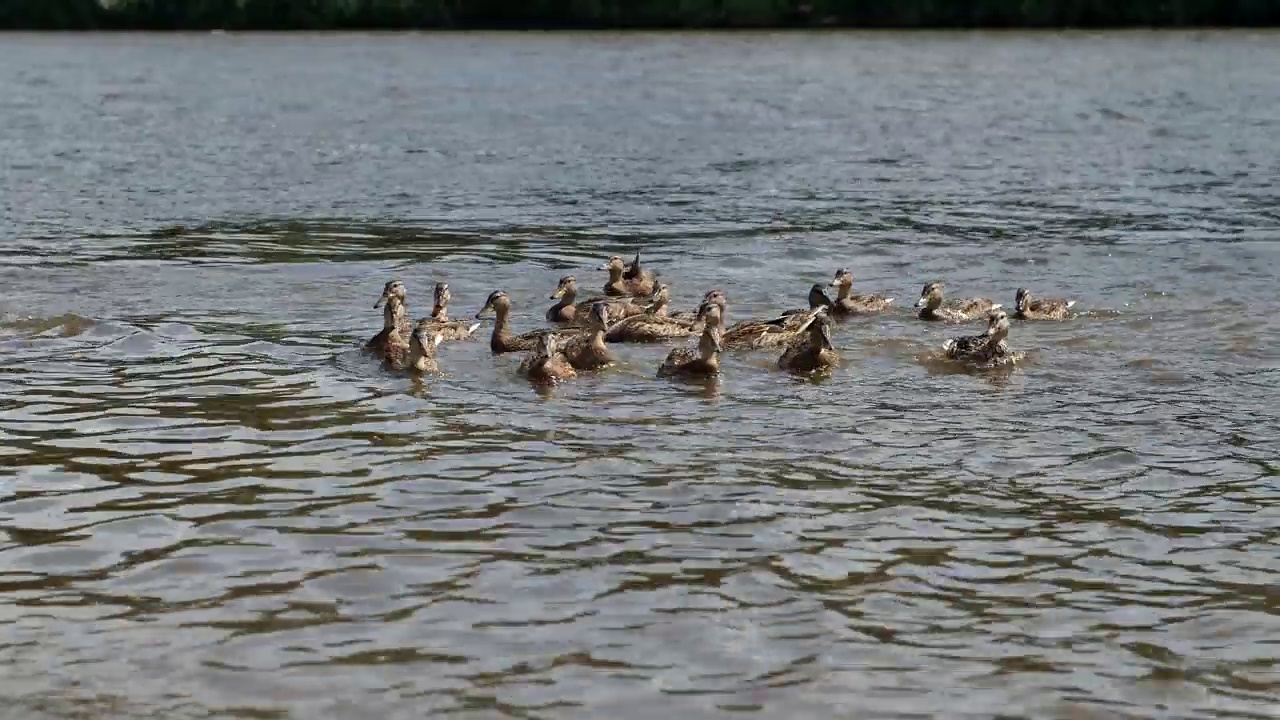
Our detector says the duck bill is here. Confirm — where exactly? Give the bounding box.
[375,293,390,309]
[913,297,927,308]
[474,303,492,319]
[550,287,566,300]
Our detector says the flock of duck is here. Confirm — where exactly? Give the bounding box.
[363,253,1077,384]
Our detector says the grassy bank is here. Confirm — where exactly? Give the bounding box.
[4,0,1279,30]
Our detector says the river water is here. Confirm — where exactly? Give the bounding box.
[1,30,1278,719]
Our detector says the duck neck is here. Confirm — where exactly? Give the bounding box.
[836,283,852,301]
[552,288,576,314]
[606,268,624,292]
[589,328,607,353]
[491,304,512,340]
[431,303,448,321]
[698,329,720,369]
[385,301,407,338]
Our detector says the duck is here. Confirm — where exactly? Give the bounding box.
[404,320,444,374]
[943,309,1023,368]
[914,281,1002,322]
[475,290,571,354]
[605,286,699,343]
[780,284,836,318]
[658,304,724,379]
[722,304,830,350]
[623,252,655,284]
[1013,287,1076,320]
[415,282,481,341]
[642,283,701,324]
[829,269,895,315]
[559,302,617,371]
[376,295,412,369]
[601,255,656,297]
[518,332,577,383]
[778,315,840,373]
[547,275,643,325]
[698,288,812,340]
[365,279,412,355]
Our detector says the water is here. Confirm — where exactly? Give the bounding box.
[2,30,1279,719]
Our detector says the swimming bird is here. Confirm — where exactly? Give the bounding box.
[601,255,656,297]
[475,290,572,354]
[518,332,577,383]
[416,282,480,341]
[604,292,699,343]
[559,302,617,371]
[780,284,835,317]
[1013,287,1076,320]
[642,282,702,324]
[547,275,643,325]
[658,303,724,378]
[405,320,444,374]
[943,309,1023,368]
[722,305,829,350]
[829,269,894,315]
[914,281,1001,322]
[366,283,412,360]
[778,315,840,373]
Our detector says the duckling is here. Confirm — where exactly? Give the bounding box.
[778,315,840,373]
[405,320,444,374]
[547,275,643,325]
[658,306,723,378]
[559,302,617,371]
[780,284,836,317]
[722,305,829,350]
[943,309,1022,368]
[415,282,481,341]
[475,290,571,354]
[601,255,656,297]
[1013,287,1076,320]
[518,332,577,383]
[377,296,412,369]
[829,269,895,315]
[365,279,412,354]
[914,281,1002,322]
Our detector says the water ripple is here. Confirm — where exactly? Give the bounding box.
[2,30,1280,720]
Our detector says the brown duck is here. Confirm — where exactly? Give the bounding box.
[518,332,577,383]
[658,303,724,379]
[1013,287,1076,320]
[829,269,894,315]
[547,275,643,325]
[559,302,617,371]
[475,290,571,354]
[601,255,656,297]
[778,315,840,373]
[943,309,1024,368]
[366,279,412,356]
[415,282,481,341]
[914,281,1002,322]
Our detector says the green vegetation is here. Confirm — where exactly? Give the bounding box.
[4,0,1279,30]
